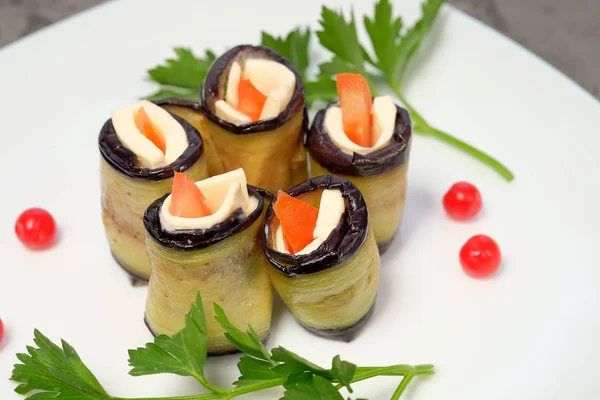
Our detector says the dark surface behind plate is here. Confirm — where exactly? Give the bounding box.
[0,0,598,97]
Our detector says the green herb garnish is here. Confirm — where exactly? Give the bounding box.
[317,0,513,181]
[261,28,338,107]
[12,294,433,399]
[144,48,216,100]
[143,0,514,181]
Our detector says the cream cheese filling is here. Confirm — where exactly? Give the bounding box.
[112,100,189,169]
[324,95,396,155]
[215,59,296,125]
[274,189,345,255]
[160,168,258,232]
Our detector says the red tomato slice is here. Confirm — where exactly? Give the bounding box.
[134,107,166,153]
[273,190,319,254]
[336,73,373,147]
[238,79,268,122]
[169,172,211,218]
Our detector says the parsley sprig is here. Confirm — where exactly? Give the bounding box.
[11,294,433,400]
[142,0,513,180]
[316,0,513,181]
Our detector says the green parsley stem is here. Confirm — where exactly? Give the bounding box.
[220,377,287,399]
[112,377,286,400]
[392,85,514,182]
[390,373,414,400]
[333,364,434,394]
[196,375,228,395]
[349,364,434,385]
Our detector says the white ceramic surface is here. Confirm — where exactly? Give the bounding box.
[1,0,599,399]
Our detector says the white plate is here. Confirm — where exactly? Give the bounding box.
[1,0,599,399]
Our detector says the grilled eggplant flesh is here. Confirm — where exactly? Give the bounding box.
[306,103,412,250]
[310,158,408,248]
[143,187,273,355]
[264,176,380,340]
[99,114,207,280]
[198,45,308,193]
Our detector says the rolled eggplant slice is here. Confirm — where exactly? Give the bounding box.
[144,184,273,355]
[264,175,380,341]
[307,102,412,250]
[153,98,223,183]
[197,45,308,193]
[99,103,208,281]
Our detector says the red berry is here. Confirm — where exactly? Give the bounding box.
[460,235,501,277]
[443,182,482,221]
[0,318,4,345]
[15,208,57,250]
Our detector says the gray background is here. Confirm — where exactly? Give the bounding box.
[0,0,598,97]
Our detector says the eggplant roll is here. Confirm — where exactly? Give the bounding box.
[195,45,308,193]
[264,175,380,341]
[307,101,412,250]
[143,175,272,355]
[99,101,208,281]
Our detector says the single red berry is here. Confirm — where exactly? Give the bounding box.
[0,318,4,345]
[443,182,482,221]
[460,235,501,277]
[15,208,57,250]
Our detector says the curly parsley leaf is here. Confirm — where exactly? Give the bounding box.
[144,48,215,101]
[316,6,377,93]
[148,48,215,89]
[364,0,444,85]
[11,330,110,400]
[213,303,266,360]
[128,293,208,380]
[363,0,404,82]
[331,355,356,393]
[317,7,367,76]
[270,347,332,378]
[234,355,281,386]
[283,375,344,400]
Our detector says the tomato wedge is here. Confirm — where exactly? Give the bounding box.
[238,79,267,122]
[134,107,167,153]
[273,190,319,254]
[336,73,373,147]
[169,172,211,218]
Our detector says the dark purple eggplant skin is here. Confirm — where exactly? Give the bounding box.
[98,112,202,181]
[144,186,265,251]
[153,98,203,110]
[200,44,306,135]
[263,175,368,277]
[307,102,412,177]
[300,302,375,342]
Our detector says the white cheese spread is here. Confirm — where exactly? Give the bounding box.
[160,168,258,231]
[112,100,189,169]
[218,58,295,125]
[324,95,396,155]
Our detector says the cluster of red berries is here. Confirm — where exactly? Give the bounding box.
[443,182,501,278]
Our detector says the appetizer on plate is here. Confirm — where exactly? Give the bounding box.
[307,73,412,251]
[198,44,308,193]
[263,175,380,341]
[99,100,207,281]
[143,169,273,355]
